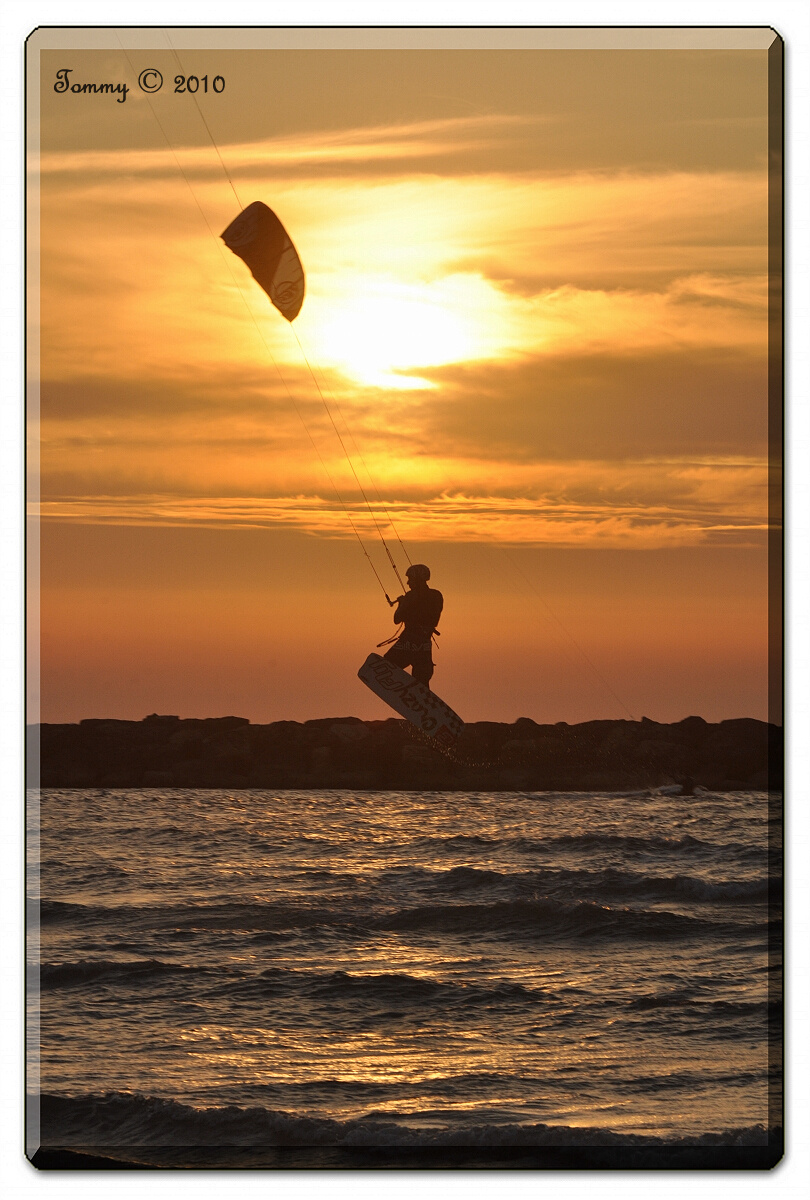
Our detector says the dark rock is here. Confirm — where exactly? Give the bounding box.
[402,743,445,767]
[79,719,137,728]
[678,715,708,732]
[142,770,174,786]
[330,722,370,743]
[30,714,782,792]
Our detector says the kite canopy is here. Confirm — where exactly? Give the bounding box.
[221,201,305,322]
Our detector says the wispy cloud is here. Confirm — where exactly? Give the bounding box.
[36,463,771,549]
[37,114,543,177]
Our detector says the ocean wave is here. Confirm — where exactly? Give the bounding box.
[37,1090,776,1150]
[414,831,768,862]
[38,900,94,924]
[518,833,769,861]
[35,958,472,1006]
[40,959,209,990]
[375,898,768,941]
[215,965,549,1010]
[37,864,775,916]
[36,892,774,944]
[398,864,775,906]
[39,899,363,934]
[626,992,777,1015]
[35,958,778,1039]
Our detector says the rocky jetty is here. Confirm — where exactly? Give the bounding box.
[32,713,781,792]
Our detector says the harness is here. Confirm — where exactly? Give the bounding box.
[377,626,440,651]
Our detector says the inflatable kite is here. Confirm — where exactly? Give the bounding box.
[221,201,305,322]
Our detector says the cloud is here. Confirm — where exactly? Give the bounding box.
[36,475,769,551]
[39,370,319,421]
[406,347,769,462]
[35,334,771,551]
[38,114,546,179]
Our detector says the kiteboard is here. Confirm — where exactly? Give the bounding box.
[358,653,464,749]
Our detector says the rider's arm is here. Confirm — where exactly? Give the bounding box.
[393,593,410,623]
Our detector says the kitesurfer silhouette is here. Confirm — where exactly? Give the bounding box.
[383,564,443,688]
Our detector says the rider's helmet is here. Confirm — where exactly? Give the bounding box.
[406,563,431,582]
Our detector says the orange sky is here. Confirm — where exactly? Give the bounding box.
[28,32,778,725]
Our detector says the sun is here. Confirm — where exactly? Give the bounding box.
[307,274,507,389]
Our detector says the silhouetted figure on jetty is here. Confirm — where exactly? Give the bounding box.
[383,563,443,688]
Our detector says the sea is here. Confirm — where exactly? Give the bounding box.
[27,785,782,1169]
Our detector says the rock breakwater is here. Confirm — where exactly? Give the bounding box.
[32,713,781,792]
